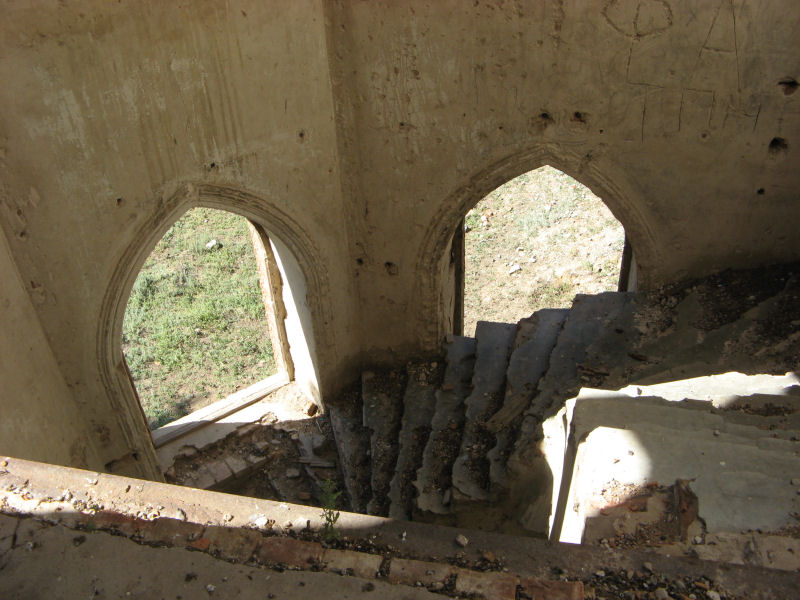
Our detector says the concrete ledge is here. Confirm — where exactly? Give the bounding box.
[1,456,797,599]
[152,371,290,449]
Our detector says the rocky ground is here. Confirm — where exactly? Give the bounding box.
[464,165,624,335]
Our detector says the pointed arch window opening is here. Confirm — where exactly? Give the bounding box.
[121,208,295,448]
[455,165,630,336]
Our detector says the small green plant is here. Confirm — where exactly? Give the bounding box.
[320,479,342,543]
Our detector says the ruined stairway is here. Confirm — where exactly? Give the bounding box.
[327,265,800,550]
[328,291,632,527]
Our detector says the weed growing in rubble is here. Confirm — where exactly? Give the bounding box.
[320,479,342,543]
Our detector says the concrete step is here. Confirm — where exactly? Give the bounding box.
[414,335,476,515]
[363,369,408,516]
[505,292,636,534]
[327,384,372,513]
[486,309,568,492]
[451,321,517,502]
[551,389,800,545]
[618,274,800,386]
[387,362,443,520]
[616,372,800,405]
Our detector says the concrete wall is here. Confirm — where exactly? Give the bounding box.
[1,0,798,477]
[0,226,102,469]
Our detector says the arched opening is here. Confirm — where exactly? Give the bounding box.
[122,207,288,430]
[460,165,628,334]
[98,184,329,480]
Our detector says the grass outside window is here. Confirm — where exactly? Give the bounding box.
[123,208,276,429]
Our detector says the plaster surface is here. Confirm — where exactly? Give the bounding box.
[1,1,798,475]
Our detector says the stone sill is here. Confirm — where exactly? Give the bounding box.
[0,456,796,600]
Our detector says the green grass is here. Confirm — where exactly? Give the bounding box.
[123,208,276,429]
[530,277,576,307]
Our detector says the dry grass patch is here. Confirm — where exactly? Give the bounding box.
[464,165,625,335]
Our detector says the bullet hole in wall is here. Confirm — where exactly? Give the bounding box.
[298,129,306,141]
[532,111,554,132]
[384,261,398,275]
[778,78,798,95]
[769,137,788,155]
[116,198,124,206]
[571,111,587,123]
[356,258,364,265]
[757,188,765,195]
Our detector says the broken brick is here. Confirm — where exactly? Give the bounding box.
[203,525,262,562]
[322,548,382,578]
[519,577,584,600]
[188,536,211,551]
[88,510,144,537]
[386,557,453,586]
[257,536,322,569]
[454,567,517,600]
[137,517,204,547]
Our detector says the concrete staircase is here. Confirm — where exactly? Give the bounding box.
[328,292,646,527]
[327,268,800,562]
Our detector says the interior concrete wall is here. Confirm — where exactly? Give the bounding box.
[328,0,800,353]
[1,0,798,477]
[0,226,102,469]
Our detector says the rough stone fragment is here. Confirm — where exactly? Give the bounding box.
[386,557,453,586]
[224,455,250,477]
[322,548,382,578]
[518,577,584,600]
[206,459,234,485]
[454,567,517,600]
[187,464,216,490]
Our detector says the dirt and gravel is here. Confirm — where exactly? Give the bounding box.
[464,165,625,334]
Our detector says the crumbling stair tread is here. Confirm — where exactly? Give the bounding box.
[487,308,568,491]
[451,321,517,502]
[414,335,476,515]
[387,362,443,520]
[363,369,407,516]
[328,392,372,513]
